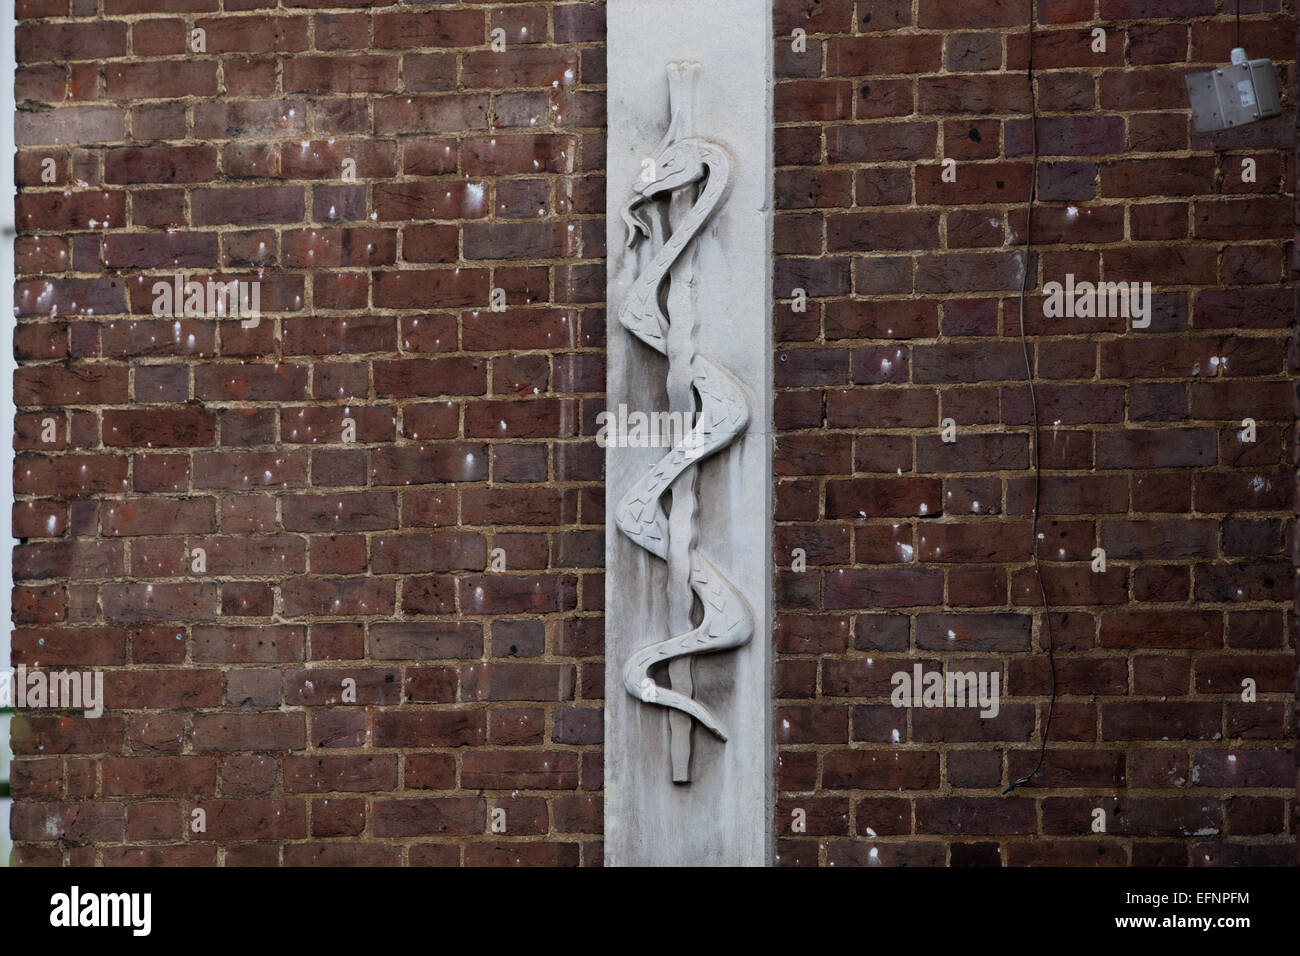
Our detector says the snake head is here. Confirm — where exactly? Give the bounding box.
[622,141,712,249]
[633,141,708,201]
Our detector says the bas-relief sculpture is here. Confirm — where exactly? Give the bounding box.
[605,0,771,866]
[613,62,754,783]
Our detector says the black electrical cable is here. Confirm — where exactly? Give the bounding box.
[1004,0,1057,796]
[1236,0,1241,48]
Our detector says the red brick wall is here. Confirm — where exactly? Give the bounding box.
[12,0,607,866]
[9,0,1297,867]
[773,0,1296,865]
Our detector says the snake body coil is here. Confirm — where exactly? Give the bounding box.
[615,130,754,744]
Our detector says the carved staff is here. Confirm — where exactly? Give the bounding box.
[663,62,702,783]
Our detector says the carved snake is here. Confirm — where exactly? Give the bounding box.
[615,136,754,741]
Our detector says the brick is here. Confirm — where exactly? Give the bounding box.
[460,662,576,702]
[826,569,944,609]
[1101,703,1221,741]
[919,0,1027,28]
[192,186,304,226]
[462,751,579,789]
[18,22,127,62]
[919,75,1031,114]
[11,802,125,843]
[106,62,217,99]
[103,757,217,796]
[284,55,398,93]
[826,473,942,516]
[461,48,578,87]
[826,35,942,75]
[284,755,398,793]
[823,750,939,790]
[829,121,936,163]
[105,146,217,184]
[190,799,306,841]
[374,95,491,136]
[194,15,308,53]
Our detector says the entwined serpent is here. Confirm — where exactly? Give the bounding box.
[615,97,754,746]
